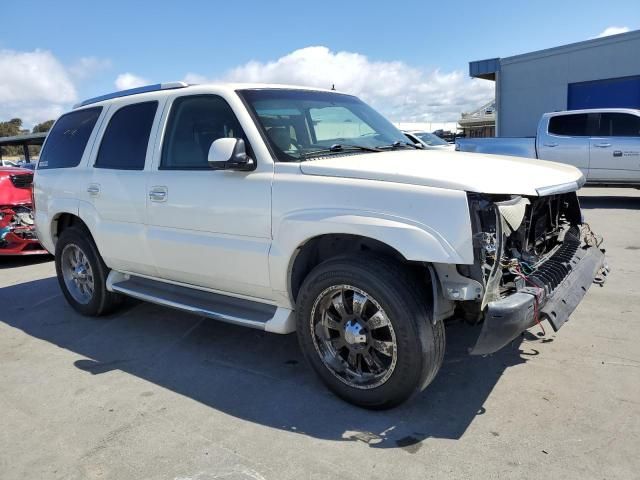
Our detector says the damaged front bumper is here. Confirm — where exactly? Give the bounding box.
[0,206,48,256]
[470,226,608,355]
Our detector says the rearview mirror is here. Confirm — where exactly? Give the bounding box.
[208,138,255,171]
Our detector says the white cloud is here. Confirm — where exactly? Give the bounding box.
[69,56,112,80]
[0,46,493,129]
[0,49,77,127]
[190,46,494,123]
[183,72,209,85]
[595,26,630,38]
[115,72,149,90]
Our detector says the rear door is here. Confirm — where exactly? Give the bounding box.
[85,100,163,275]
[588,112,640,182]
[537,113,591,175]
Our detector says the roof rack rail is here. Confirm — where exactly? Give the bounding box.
[73,82,189,109]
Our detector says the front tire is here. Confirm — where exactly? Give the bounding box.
[296,255,445,409]
[55,225,122,316]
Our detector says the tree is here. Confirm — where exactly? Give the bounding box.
[0,118,33,158]
[32,120,55,134]
[0,118,23,138]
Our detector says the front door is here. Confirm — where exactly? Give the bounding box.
[145,94,273,300]
[588,112,640,183]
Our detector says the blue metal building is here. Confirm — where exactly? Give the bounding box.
[469,30,640,137]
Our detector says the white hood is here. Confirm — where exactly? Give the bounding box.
[299,150,585,196]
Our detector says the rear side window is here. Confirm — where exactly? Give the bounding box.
[548,114,589,136]
[95,101,158,170]
[38,107,102,169]
[597,113,640,137]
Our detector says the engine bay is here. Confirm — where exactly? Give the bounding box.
[462,192,602,317]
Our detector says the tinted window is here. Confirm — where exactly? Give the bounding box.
[597,113,640,137]
[548,114,589,136]
[95,101,158,170]
[38,107,102,169]
[161,95,245,169]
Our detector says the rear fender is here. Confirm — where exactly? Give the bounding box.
[34,198,80,253]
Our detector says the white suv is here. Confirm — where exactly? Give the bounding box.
[35,82,607,408]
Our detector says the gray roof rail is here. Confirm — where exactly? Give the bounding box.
[73,82,189,108]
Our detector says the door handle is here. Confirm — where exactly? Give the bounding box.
[594,142,611,148]
[543,142,558,147]
[87,184,100,196]
[149,187,168,202]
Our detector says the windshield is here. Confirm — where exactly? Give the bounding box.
[238,89,412,161]
[414,132,449,146]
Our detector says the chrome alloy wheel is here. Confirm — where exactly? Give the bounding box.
[61,243,95,305]
[310,285,398,389]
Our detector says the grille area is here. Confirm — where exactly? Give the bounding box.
[10,173,33,188]
[528,227,581,295]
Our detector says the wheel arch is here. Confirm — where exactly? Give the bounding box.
[287,233,429,304]
[270,210,468,305]
[51,212,95,247]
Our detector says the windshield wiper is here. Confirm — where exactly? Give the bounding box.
[300,143,383,159]
[376,141,419,150]
[328,143,383,153]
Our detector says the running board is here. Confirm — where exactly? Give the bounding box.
[106,272,295,334]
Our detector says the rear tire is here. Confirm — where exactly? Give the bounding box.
[296,255,445,409]
[55,225,122,316]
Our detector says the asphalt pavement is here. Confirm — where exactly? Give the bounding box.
[1,187,638,480]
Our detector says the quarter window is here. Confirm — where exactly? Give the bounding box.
[548,114,589,136]
[38,107,102,169]
[161,95,246,169]
[95,101,158,170]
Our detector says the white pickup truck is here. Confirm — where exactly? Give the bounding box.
[34,83,607,408]
[456,108,640,187]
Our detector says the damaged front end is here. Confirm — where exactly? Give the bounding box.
[0,171,47,256]
[461,191,608,355]
[0,204,45,255]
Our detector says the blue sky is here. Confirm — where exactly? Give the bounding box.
[1,0,639,126]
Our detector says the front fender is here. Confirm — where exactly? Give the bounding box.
[269,208,473,303]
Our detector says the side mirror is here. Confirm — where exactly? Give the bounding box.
[208,138,255,171]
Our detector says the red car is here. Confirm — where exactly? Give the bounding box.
[0,166,47,255]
